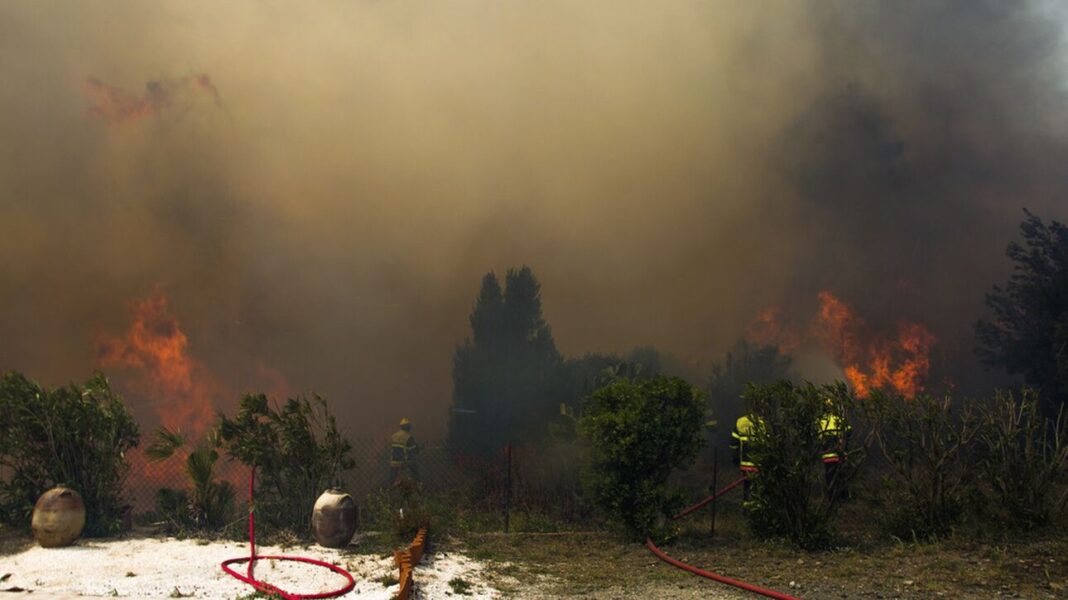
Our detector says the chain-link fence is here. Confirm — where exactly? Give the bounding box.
[122,438,597,533]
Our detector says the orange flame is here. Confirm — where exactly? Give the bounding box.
[96,293,290,509]
[96,294,223,435]
[748,291,936,399]
[83,74,220,124]
[815,291,935,399]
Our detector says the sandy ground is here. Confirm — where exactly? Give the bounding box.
[0,536,500,599]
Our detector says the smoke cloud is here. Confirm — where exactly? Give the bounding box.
[3,1,1068,437]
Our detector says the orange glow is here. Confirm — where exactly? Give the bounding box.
[96,294,223,435]
[748,291,936,399]
[96,293,255,502]
[746,307,801,353]
[83,74,219,124]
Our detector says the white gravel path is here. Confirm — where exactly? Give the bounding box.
[0,536,500,599]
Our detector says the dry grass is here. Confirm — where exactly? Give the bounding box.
[445,502,1068,599]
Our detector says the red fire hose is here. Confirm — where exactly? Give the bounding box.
[220,468,356,599]
[672,475,746,520]
[645,475,801,600]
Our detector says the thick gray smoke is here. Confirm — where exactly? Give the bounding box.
[2,1,1067,436]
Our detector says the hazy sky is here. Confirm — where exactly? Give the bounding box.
[3,1,1068,437]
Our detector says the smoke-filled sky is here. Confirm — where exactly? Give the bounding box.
[3,1,1068,438]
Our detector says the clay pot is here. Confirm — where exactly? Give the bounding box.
[312,489,357,548]
[31,486,86,548]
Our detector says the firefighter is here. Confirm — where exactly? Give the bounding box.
[730,413,762,502]
[389,418,419,486]
[818,401,850,501]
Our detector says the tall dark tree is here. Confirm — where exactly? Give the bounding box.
[448,266,565,453]
[976,210,1068,412]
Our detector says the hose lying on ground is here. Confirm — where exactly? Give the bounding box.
[645,475,801,600]
[220,467,357,600]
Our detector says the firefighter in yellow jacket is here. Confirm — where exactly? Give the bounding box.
[730,413,763,501]
[818,405,850,500]
[389,418,419,485]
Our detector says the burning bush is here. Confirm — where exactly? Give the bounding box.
[0,371,139,536]
[218,393,354,535]
[579,375,705,542]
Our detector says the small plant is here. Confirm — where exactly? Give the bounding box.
[976,389,1068,529]
[0,372,139,536]
[448,577,473,595]
[872,392,980,539]
[743,381,867,550]
[378,573,399,587]
[146,426,234,531]
[579,375,705,542]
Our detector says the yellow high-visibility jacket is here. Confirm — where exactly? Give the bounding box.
[730,414,763,472]
[818,413,850,464]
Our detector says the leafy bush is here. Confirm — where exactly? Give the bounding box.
[872,392,979,539]
[219,393,354,533]
[146,426,234,531]
[579,375,705,542]
[976,389,1068,529]
[0,371,139,536]
[743,381,865,550]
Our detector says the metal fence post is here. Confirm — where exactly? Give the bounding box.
[504,443,512,533]
[710,446,718,539]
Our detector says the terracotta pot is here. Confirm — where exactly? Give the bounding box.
[312,489,357,548]
[31,486,86,548]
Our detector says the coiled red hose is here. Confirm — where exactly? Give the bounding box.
[220,468,357,599]
[645,475,801,600]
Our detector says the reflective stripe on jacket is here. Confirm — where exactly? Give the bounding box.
[818,413,847,464]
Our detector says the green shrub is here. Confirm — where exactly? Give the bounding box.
[976,389,1068,529]
[219,393,354,533]
[154,488,190,530]
[578,375,705,542]
[872,392,979,539]
[0,371,139,536]
[146,427,234,531]
[743,381,865,550]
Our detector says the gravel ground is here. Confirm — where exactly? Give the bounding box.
[0,536,500,599]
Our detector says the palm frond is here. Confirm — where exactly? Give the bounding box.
[146,426,185,461]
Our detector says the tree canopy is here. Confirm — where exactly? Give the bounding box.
[976,210,1068,411]
[448,266,566,453]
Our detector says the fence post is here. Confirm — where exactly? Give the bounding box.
[504,444,512,534]
[710,446,718,539]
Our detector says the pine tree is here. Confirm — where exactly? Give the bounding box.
[448,267,565,453]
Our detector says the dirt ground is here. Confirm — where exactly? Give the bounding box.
[448,517,1068,599]
[4,515,1067,599]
